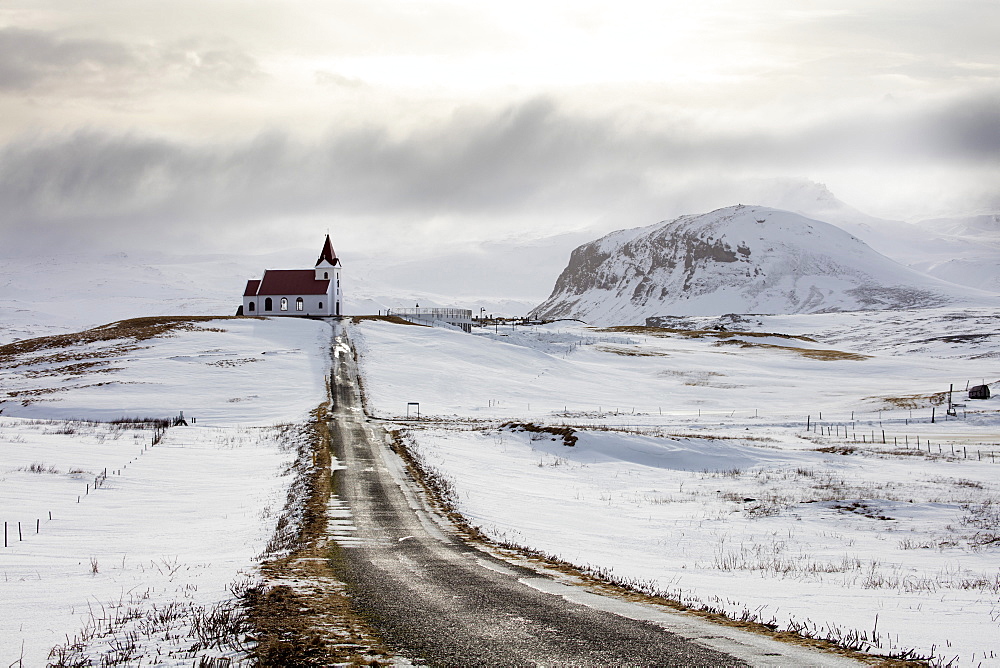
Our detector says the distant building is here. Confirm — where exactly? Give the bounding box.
[241,235,343,317]
[969,384,991,400]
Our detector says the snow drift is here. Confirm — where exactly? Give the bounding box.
[530,205,996,325]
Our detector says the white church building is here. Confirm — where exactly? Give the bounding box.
[241,235,343,317]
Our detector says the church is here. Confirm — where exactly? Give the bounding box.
[240,235,343,317]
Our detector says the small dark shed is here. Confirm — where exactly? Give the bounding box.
[969,384,991,400]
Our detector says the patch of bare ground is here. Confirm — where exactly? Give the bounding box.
[0,316,250,365]
[500,421,578,447]
[714,339,871,361]
[868,392,949,410]
[1,317,253,406]
[596,345,669,357]
[595,325,817,342]
[388,428,917,666]
[247,404,393,667]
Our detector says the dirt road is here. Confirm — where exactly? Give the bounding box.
[328,326,862,667]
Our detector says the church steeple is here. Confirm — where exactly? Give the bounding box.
[316,234,340,267]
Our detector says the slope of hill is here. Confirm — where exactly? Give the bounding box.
[530,205,996,325]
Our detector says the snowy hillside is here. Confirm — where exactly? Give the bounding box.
[530,205,996,325]
[0,317,330,665]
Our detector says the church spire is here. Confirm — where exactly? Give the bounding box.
[316,234,339,266]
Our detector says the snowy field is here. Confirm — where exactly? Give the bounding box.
[351,311,1000,666]
[0,317,330,666]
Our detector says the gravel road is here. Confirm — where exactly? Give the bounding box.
[328,326,863,667]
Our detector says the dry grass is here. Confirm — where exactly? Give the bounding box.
[0,316,244,363]
[871,392,949,410]
[22,361,121,377]
[596,345,669,357]
[2,317,245,406]
[714,339,871,361]
[501,421,579,447]
[595,325,816,342]
[248,405,393,666]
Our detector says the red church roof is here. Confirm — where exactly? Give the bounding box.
[255,270,329,296]
[243,279,261,297]
[316,234,340,266]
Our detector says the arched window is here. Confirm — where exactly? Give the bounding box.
[280,297,288,311]
[248,301,255,312]
[264,298,272,311]
[318,302,323,310]
[324,272,329,279]
[296,297,304,311]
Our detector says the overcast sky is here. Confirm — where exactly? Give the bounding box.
[1,0,997,258]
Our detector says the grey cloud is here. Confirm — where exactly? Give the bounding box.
[1,92,997,253]
[0,28,261,94]
[0,28,136,90]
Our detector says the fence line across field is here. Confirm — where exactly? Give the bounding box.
[1,420,173,551]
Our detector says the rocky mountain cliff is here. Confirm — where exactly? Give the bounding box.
[529,205,995,325]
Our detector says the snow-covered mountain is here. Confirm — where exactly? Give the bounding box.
[529,205,997,325]
[743,179,1000,293]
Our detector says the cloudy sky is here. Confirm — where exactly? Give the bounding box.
[1,0,998,259]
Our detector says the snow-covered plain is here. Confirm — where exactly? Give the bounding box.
[351,313,1000,666]
[0,317,331,666]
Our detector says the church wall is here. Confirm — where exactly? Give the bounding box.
[243,292,337,317]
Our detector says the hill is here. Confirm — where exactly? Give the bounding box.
[529,205,996,325]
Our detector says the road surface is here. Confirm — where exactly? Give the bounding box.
[327,326,862,667]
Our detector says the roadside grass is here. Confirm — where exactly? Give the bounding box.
[48,582,256,667]
[247,404,393,667]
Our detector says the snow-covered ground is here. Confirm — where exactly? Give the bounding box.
[351,312,1000,666]
[0,317,331,665]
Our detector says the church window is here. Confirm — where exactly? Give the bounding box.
[318,302,323,309]
[336,302,341,316]
[296,297,304,311]
[248,301,255,312]
[280,297,288,311]
[264,298,272,311]
[324,272,329,279]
